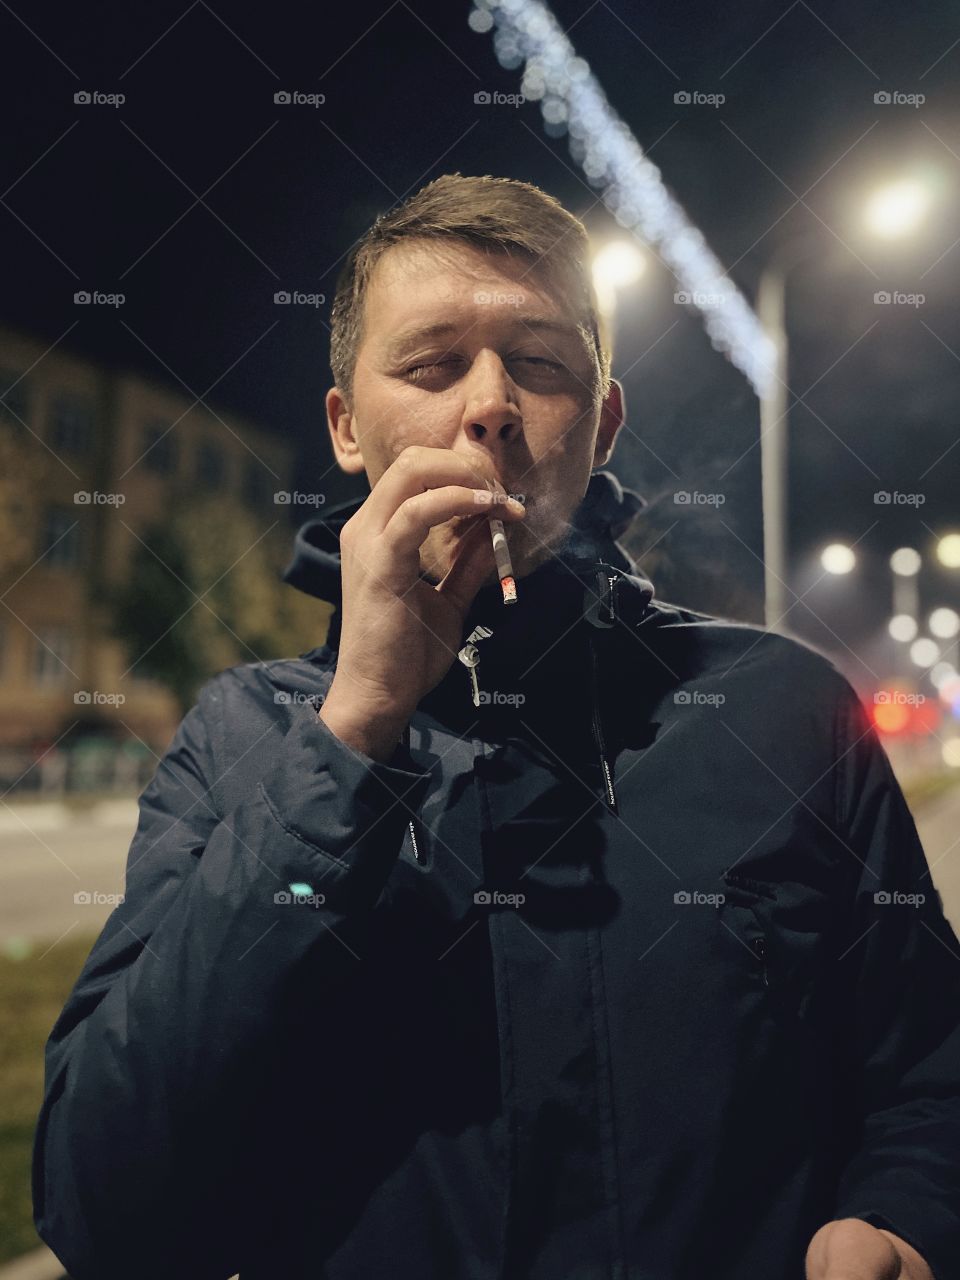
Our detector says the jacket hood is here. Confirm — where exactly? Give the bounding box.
[282,469,654,635]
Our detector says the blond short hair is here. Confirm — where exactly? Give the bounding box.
[329,172,611,406]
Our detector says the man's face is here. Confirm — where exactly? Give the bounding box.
[326,238,624,585]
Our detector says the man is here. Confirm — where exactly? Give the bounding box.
[34,174,960,1280]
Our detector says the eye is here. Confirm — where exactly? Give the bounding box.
[405,358,460,380]
[513,356,564,371]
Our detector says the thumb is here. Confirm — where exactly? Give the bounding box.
[805,1219,902,1280]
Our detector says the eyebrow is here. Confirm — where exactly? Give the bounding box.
[381,316,587,362]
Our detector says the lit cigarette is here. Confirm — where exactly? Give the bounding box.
[489,515,517,605]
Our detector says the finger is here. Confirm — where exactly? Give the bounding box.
[363,446,504,536]
[382,484,524,562]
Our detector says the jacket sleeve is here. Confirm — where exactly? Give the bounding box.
[830,683,960,1280]
[32,672,432,1280]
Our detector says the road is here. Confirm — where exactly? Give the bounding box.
[2,782,960,951]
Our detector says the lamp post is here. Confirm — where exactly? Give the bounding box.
[757,180,933,632]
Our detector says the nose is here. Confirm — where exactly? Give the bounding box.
[462,350,522,454]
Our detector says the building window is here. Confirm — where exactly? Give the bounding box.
[196,441,225,490]
[142,419,178,475]
[49,394,94,456]
[0,368,29,426]
[40,508,81,569]
[33,626,75,688]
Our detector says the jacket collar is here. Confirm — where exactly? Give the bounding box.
[282,469,656,651]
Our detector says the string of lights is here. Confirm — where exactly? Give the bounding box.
[468,0,776,397]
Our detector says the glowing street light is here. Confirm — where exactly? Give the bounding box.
[591,240,647,318]
[864,179,933,239]
[937,533,960,569]
[891,547,922,576]
[910,637,941,668]
[889,614,919,643]
[929,607,960,639]
[820,543,856,575]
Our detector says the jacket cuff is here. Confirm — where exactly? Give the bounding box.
[835,1204,951,1280]
[257,703,431,910]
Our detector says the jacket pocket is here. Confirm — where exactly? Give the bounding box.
[717,871,831,1024]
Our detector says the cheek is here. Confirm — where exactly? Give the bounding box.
[385,400,459,457]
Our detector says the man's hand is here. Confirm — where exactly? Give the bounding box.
[319,445,525,761]
[805,1217,934,1280]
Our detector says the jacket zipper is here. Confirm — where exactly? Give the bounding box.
[400,723,427,865]
[588,630,618,813]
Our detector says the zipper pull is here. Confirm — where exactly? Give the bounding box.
[588,631,618,812]
[458,624,493,708]
[458,644,481,706]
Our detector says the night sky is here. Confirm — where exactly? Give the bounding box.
[4,0,959,685]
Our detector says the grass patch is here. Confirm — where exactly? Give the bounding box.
[0,931,99,1265]
[902,770,960,813]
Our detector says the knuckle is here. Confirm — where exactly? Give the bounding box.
[395,444,425,473]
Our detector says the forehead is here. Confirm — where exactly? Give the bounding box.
[361,239,587,347]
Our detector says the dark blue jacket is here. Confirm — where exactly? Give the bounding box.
[33,471,960,1279]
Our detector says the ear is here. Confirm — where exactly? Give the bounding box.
[592,378,625,469]
[325,386,366,476]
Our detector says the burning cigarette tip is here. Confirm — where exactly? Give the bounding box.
[489,516,518,605]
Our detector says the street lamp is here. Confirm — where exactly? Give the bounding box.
[757,179,934,631]
[820,543,856,575]
[591,240,646,320]
[936,533,960,569]
[864,180,934,239]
